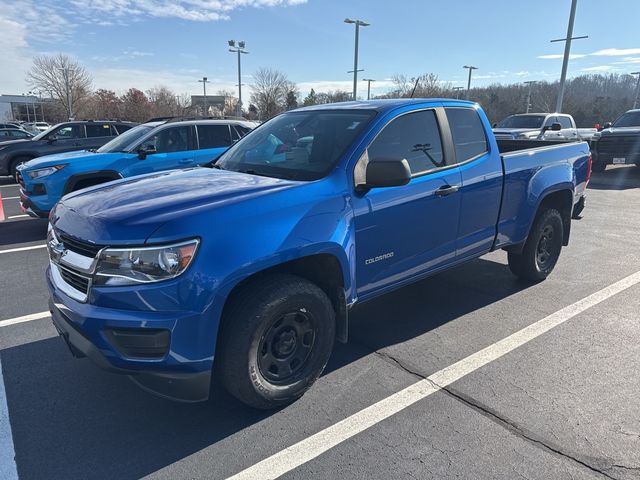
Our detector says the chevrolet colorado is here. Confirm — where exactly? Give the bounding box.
[46,99,591,409]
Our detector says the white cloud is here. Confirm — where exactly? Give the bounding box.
[590,48,640,57]
[538,54,587,60]
[581,65,616,72]
[296,80,395,96]
[613,57,640,65]
[0,17,34,93]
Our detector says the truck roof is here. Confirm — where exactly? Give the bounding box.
[294,98,477,113]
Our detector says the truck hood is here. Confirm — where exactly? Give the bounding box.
[492,128,539,136]
[0,138,32,147]
[51,168,299,245]
[22,149,98,170]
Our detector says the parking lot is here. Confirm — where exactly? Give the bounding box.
[0,166,639,480]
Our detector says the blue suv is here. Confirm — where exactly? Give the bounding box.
[17,119,255,217]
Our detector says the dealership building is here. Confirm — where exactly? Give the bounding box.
[0,94,48,122]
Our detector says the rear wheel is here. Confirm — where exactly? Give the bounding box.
[217,274,335,409]
[508,208,564,282]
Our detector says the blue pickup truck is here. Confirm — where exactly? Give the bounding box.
[17,118,255,217]
[46,99,591,409]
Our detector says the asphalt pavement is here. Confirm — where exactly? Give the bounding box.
[0,166,639,480]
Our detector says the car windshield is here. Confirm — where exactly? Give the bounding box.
[612,111,640,127]
[96,124,156,153]
[32,124,61,141]
[216,110,375,181]
[497,115,546,129]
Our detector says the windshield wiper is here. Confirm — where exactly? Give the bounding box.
[211,163,225,170]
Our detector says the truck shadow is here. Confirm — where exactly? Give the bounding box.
[1,257,529,479]
[587,165,640,191]
[0,218,48,246]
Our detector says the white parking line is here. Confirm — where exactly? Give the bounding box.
[0,244,47,255]
[2,197,19,200]
[0,357,18,480]
[7,215,28,219]
[227,270,640,480]
[0,311,50,328]
[0,185,18,189]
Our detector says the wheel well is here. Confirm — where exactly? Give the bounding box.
[224,254,349,343]
[537,189,572,246]
[9,156,33,175]
[63,172,120,195]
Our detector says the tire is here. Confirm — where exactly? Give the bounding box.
[591,160,606,173]
[9,156,31,182]
[508,208,564,282]
[217,273,335,409]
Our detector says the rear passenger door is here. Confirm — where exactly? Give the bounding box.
[445,107,503,258]
[83,123,114,149]
[195,124,233,165]
[353,108,463,297]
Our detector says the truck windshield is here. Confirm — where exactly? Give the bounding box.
[216,110,376,181]
[497,115,545,129]
[612,111,640,127]
[96,124,155,153]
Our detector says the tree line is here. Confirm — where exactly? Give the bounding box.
[23,54,639,127]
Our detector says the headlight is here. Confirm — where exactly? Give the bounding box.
[93,239,199,286]
[26,164,66,179]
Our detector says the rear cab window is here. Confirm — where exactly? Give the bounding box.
[197,124,232,149]
[445,108,488,163]
[85,124,113,138]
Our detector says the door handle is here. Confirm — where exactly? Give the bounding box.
[435,185,459,197]
[178,158,192,164]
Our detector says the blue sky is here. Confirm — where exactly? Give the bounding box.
[2,0,640,99]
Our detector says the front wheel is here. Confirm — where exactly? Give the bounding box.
[508,208,564,282]
[217,274,335,409]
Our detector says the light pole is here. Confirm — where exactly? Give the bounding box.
[344,18,370,101]
[632,72,640,109]
[363,78,375,100]
[229,40,248,117]
[524,81,536,113]
[452,86,465,99]
[463,65,478,100]
[28,91,38,122]
[551,0,588,112]
[198,77,210,117]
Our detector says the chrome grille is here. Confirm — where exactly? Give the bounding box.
[59,267,90,295]
[58,232,103,257]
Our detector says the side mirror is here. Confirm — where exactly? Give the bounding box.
[137,145,157,159]
[550,122,562,131]
[360,158,412,190]
[47,135,57,144]
[604,122,612,129]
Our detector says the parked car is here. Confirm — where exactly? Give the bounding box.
[46,99,590,408]
[493,113,581,141]
[0,123,25,129]
[590,109,640,172]
[18,119,255,218]
[0,120,137,180]
[0,128,34,140]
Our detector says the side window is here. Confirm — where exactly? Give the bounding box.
[197,124,232,149]
[543,116,557,127]
[143,126,192,154]
[114,124,132,135]
[558,116,573,129]
[445,108,488,163]
[85,124,112,138]
[52,125,82,139]
[367,110,445,176]
[235,125,252,137]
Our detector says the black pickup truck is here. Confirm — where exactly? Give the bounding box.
[591,109,640,172]
[0,120,136,180]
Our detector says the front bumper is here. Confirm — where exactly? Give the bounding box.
[47,267,214,402]
[19,190,50,218]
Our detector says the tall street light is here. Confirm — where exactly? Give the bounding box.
[198,77,210,116]
[344,18,370,100]
[632,72,640,109]
[551,0,587,112]
[524,81,537,113]
[452,86,465,99]
[362,78,375,100]
[229,40,248,117]
[463,65,478,100]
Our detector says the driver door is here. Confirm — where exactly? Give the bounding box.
[43,124,84,153]
[352,108,463,298]
[123,125,196,177]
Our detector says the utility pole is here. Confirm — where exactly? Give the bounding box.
[452,86,465,99]
[463,66,478,100]
[551,0,588,112]
[524,81,536,113]
[198,77,210,117]
[632,72,640,109]
[228,40,248,117]
[345,18,370,100]
[363,78,375,100]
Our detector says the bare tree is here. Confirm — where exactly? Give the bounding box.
[26,53,92,120]
[250,68,292,120]
[121,88,151,122]
[147,86,181,117]
[215,89,239,117]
